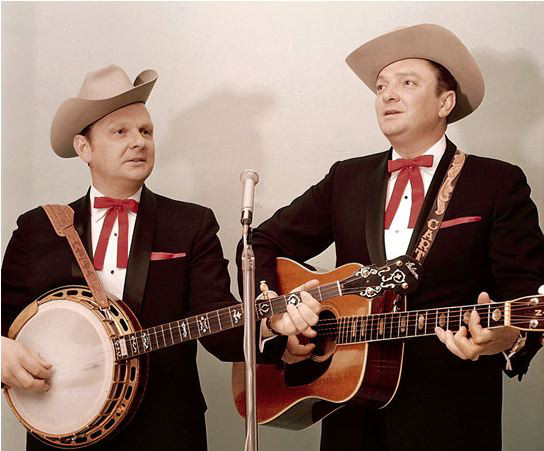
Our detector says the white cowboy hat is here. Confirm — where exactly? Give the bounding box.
[345,24,485,123]
[50,64,158,157]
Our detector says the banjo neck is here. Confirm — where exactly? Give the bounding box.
[112,281,357,360]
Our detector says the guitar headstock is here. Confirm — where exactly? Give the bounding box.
[340,255,422,299]
[508,295,544,332]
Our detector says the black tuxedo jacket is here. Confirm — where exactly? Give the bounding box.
[2,186,285,451]
[239,138,544,451]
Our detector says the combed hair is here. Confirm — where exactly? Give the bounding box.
[80,123,94,137]
[428,60,458,95]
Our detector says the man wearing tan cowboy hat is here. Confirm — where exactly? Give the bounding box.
[1,64,320,450]
[240,24,544,450]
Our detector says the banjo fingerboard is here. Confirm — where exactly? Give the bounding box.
[111,283,346,360]
[112,304,243,360]
[111,287,339,360]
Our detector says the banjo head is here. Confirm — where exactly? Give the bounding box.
[8,299,114,435]
[4,286,145,447]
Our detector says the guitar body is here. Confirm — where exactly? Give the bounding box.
[232,258,404,430]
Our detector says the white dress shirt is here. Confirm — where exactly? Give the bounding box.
[90,186,142,300]
[384,135,446,260]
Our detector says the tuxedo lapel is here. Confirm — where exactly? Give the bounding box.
[69,190,93,282]
[406,137,457,255]
[365,150,390,265]
[123,185,156,314]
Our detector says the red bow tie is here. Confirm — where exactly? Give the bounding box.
[384,155,433,229]
[93,197,139,270]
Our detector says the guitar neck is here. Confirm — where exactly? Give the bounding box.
[329,301,514,345]
[112,283,342,360]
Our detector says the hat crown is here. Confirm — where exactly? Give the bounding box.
[78,65,134,100]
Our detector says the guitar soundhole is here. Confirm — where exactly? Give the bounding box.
[311,309,338,360]
[284,310,337,387]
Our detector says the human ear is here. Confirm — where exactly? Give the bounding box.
[73,134,92,164]
[439,90,456,119]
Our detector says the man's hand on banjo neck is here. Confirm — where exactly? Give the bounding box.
[1,336,52,392]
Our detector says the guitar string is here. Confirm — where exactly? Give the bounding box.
[50,310,540,368]
[34,294,540,370]
[313,310,541,329]
[311,316,540,338]
[307,309,539,328]
[45,316,538,377]
[120,304,540,355]
[33,315,539,377]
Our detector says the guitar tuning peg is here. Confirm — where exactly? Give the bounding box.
[260,281,270,300]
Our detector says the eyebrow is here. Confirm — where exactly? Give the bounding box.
[107,120,153,129]
[377,71,422,81]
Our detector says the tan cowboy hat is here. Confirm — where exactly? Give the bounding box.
[345,24,484,123]
[50,65,158,157]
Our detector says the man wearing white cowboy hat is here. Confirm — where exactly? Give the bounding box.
[240,24,544,450]
[1,64,320,450]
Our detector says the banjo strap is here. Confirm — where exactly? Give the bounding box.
[411,149,467,264]
[42,204,109,309]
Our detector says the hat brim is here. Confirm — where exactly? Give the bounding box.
[345,24,484,123]
[51,69,158,158]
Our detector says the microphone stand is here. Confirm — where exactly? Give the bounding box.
[242,217,258,451]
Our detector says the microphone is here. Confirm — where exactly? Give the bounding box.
[240,170,259,225]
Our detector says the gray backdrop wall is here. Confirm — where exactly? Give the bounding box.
[2,2,543,450]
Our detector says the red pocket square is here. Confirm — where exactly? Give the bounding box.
[150,251,187,261]
[440,216,482,229]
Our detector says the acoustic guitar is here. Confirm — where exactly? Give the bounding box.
[4,256,419,448]
[232,258,544,430]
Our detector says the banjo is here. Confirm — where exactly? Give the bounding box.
[4,256,420,447]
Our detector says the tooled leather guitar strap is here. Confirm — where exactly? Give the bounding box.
[42,204,109,309]
[411,149,466,264]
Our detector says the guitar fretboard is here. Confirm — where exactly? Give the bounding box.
[324,302,511,345]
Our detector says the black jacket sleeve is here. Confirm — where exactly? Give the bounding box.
[488,164,544,379]
[189,208,286,363]
[2,211,35,337]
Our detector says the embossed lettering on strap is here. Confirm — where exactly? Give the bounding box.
[412,149,466,264]
[42,204,109,308]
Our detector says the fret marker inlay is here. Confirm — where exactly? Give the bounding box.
[492,308,502,322]
[418,314,425,330]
